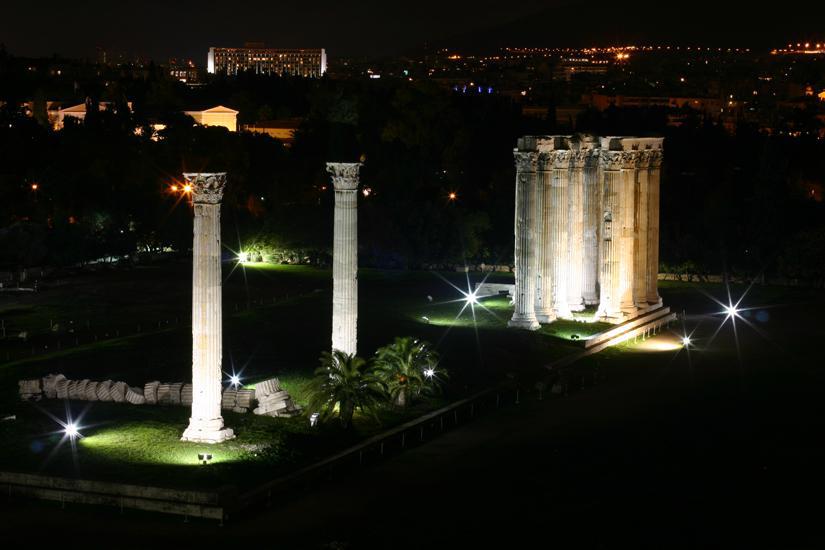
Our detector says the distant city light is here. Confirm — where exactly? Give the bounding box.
[448,192,457,201]
[30,183,39,191]
[362,187,372,197]
[170,184,178,192]
[183,184,192,193]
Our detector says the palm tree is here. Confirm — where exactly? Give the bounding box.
[374,337,445,408]
[307,350,385,429]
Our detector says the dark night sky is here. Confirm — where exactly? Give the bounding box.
[1,0,823,61]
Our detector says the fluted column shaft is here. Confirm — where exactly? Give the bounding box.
[646,153,663,306]
[634,152,651,307]
[509,151,540,330]
[567,152,586,312]
[327,163,360,355]
[549,151,572,319]
[534,153,555,323]
[618,152,639,316]
[582,151,600,305]
[182,173,233,444]
[597,154,622,322]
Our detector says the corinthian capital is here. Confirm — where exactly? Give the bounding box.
[326,162,361,191]
[513,151,538,173]
[648,150,663,168]
[184,172,226,204]
[599,151,624,171]
[570,150,590,168]
[551,150,571,170]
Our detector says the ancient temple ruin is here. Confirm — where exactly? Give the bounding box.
[509,135,664,328]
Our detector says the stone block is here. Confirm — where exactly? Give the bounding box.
[156,383,172,405]
[255,377,281,398]
[18,379,42,401]
[125,387,146,405]
[168,383,183,405]
[41,374,65,399]
[96,380,114,401]
[143,381,160,405]
[74,379,90,400]
[221,389,238,409]
[84,381,99,401]
[110,382,128,403]
[55,379,70,400]
[235,389,255,409]
[180,384,193,406]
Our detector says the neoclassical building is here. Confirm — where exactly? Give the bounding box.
[509,135,664,328]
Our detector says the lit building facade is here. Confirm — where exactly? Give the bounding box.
[509,134,664,329]
[207,46,327,77]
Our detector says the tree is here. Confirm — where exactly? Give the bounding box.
[374,337,445,408]
[307,350,384,429]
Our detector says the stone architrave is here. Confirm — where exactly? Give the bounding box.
[646,151,663,306]
[508,151,540,330]
[327,163,360,355]
[181,172,234,444]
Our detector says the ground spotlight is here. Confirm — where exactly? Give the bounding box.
[465,291,478,305]
[309,412,320,427]
[229,374,241,388]
[424,368,436,379]
[198,453,213,465]
[64,423,80,439]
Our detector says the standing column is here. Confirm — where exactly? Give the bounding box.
[646,151,663,307]
[596,153,623,322]
[633,151,651,308]
[582,149,600,305]
[509,151,540,330]
[327,162,360,355]
[549,151,572,319]
[182,173,234,444]
[567,150,586,312]
[618,152,640,318]
[534,152,555,323]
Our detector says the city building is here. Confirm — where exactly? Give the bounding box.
[56,101,133,130]
[207,44,327,77]
[183,105,239,132]
[169,59,199,84]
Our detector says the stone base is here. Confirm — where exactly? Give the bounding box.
[568,302,586,312]
[535,313,557,324]
[181,418,235,444]
[508,317,540,330]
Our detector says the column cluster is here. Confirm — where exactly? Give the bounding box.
[509,135,663,328]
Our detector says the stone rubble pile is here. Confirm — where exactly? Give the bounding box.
[252,377,301,418]
[17,374,302,419]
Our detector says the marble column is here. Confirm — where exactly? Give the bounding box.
[617,152,639,317]
[567,150,586,312]
[596,153,623,322]
[646,151,663,307]
[327,162,360,355]
[509,151,540,330]
[181,173,234,444]
[582,149,600,305]
[534,152,555,323]
[633,151,651,308]
[549,150,572,319]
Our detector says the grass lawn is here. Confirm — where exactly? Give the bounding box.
[0,261,576,489]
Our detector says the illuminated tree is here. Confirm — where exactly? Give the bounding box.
[374,337,445,408]
[307,350,384,429]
